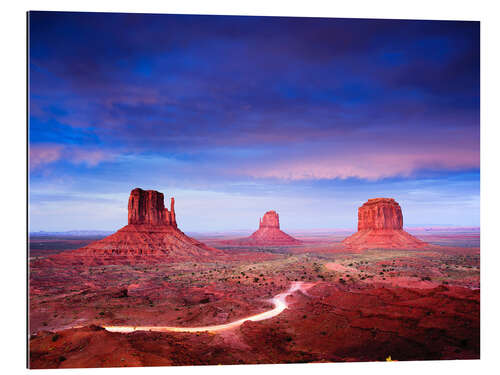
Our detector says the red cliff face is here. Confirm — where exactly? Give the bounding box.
[343,198,427,250]
[259,211,280,229]
[128,188,177,227]
[64,188,221,263]
[358,198,403,231]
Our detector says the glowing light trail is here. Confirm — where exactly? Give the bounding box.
[104,282,312,333]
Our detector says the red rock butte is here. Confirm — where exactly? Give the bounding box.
[233,211,302,246]
[342,198,428,250]
[60,188,222,263]
[128,188,177,227]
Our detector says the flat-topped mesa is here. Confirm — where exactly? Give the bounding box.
[128,188,177,227]
[259,210,280,229]
[358,198,402,231]
[343,198,427,250]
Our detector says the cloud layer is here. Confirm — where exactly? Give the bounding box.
[28,13,480,230]
[30,144,114,170]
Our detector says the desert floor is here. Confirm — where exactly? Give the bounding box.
[28,229,479,368]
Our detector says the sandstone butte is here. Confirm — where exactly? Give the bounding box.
[57,188,223,264]
[232,211,302,246]
[342,198,428,250]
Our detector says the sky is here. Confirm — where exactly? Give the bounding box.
[28,12,480,232]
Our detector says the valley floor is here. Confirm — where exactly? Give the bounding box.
[28,231,480,368]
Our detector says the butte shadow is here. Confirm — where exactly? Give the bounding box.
[342,198,428,250]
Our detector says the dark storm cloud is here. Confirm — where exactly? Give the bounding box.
[29,13,479,155]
